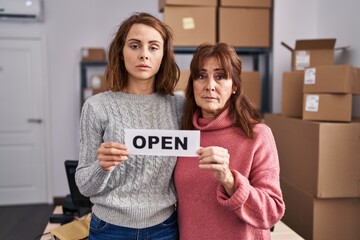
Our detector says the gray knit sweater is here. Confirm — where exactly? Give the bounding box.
[75,91,185,228]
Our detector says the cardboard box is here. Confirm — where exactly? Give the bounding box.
[264,114,360,198]
[175,70,190,91]
[282,71,304,117]
[303,93,352,122]
[81,48,106,62]
[242,71,261,108]
[159,0,217,12]
[303,64,360,94]
[163,6,216,46]
[281,39,338,71]
[281,179,360,240]
[220,0,271,8]
[219,7,270,47]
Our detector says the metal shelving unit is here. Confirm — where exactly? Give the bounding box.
[80,61,107,107]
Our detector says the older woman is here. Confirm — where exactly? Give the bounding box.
[174,43,285,240]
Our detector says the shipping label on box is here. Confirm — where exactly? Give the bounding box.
[304,95,319,112]
[304,68,316,85]
[295,50,310,70]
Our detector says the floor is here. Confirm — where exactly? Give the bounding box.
[0,204,54,240]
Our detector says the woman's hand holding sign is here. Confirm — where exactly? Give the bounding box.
[97,142,129,172]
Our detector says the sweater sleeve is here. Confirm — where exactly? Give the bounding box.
[75,98,112,197]
[216,126,285,229]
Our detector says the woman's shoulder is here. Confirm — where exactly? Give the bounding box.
[83,91,113,106]
[253,122,273,138]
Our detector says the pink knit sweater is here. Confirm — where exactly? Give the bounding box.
[174,108,285,240]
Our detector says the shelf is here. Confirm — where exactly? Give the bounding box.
[80,61,107,108]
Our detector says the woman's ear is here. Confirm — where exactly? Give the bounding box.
[232,85,237,94]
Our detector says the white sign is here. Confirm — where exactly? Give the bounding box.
[304,68,316,85]
[305,95,320,112]
[124,129,200,157]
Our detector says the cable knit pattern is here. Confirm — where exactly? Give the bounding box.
[76,91,184,228]
[174,107,285,240]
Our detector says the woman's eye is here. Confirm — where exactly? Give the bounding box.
[215,75,225,80]
[196,74,206,80]
[130,44,140,49]
[150,45,159,51]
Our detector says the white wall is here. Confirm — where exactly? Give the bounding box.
[1,0,359,198]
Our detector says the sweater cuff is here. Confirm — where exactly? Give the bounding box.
[216,169,250,210]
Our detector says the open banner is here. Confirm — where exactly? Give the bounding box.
[124,129,200,157]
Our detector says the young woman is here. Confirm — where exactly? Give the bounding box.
[175,43,285,240]
[75,12,184,240]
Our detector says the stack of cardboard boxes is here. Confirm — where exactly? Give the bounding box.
[265,39,360,240]
[161,0,271,48]
[161,0,269,109]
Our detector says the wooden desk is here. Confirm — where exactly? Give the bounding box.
[41,205,63,240]
[42,206,304,240]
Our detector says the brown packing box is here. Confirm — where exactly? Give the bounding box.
[242,71,261,108]
[81,48,106,62]
[303,93,352,122]
[159,0,217,12]
[282,71,304,117]
[220,0,272,8]
[264,114,360,198]
[175,70,190,91]
[219,7,270,48]
[281,39,341,71]
[303,64,360,94]
[163,6,216,46]
[281,179,360,240]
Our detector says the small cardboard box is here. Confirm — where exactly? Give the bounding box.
[281,39,340,71]
[81,48,106,62]
[242,71,261,108]
[219,7,270,48]
[303,64,360,94]
[281,71,304,118]
[264,114,360,198]
[220,0,272,8]
[303,93,352,122]
[159,0,217,12]
[281,179,360,240]
[163,6,216,46]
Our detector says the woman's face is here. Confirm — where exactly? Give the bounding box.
[123,23,164,89]
[193,57,235,119]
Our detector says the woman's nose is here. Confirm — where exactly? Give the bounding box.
[139,49,149,60]
[205,79,215,91]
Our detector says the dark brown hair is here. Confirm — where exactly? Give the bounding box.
[104,12,180,94]
[182,42,262,138]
